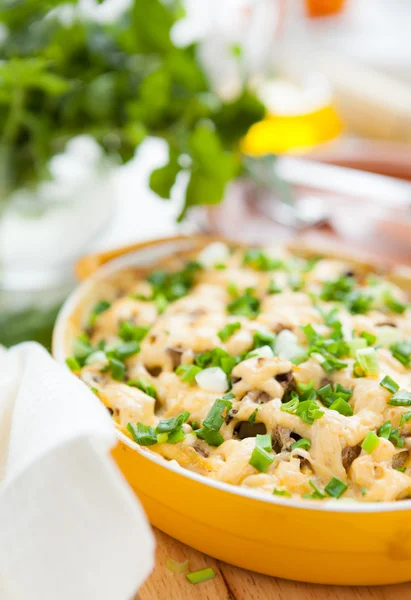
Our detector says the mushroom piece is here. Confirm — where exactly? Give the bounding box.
[272,426,295,453]
[274,371,294,391]
[166,346,184,368]
[241,389,271,404]
[392,450,409,471]
[342,445,361,472]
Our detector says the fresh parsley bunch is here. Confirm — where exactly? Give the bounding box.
[0,0,264,218]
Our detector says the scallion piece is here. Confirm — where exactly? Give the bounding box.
[256,433,272,452]
[186,567,215,584]
[195,427,224,446]
[380,375,399,394]
[377,421,392,439]
[176,364,202,385]
[156,432,168,444]
[400,412,411,426]
[156,412,189,434]
[203,399,232,431]
[218,322,241,341]
[329,397,353,416]
[273,488,291,497]
[304,480,326,500]
[249,445,274,473]
[109,357,126,381]
[361,431,380,454]
[119,321,149,342]
[388,391,411,407]
[127,377,157,398]
[280,394,299,413]
[127,422,157,446]
[248,408,258,424]
[356,347,379,376]
[167,428,186,443]
[291,438,311,451]
[66,356,81,371]
[324,477,348,499]
[347,338,367,357]
[166,557,189,574]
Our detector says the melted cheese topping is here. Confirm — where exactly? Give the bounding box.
[72,244,411,503]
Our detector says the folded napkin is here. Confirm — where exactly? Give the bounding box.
[0,342,155,600]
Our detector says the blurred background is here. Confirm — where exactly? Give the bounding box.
[2,0,411,348]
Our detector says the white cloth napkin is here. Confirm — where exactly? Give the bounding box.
[0,342,155,600]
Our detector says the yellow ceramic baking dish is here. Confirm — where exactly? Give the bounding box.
[53,235,411,586]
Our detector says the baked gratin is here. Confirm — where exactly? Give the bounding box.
[67,242,411,503]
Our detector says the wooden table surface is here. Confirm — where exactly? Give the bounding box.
[137,528,411,600]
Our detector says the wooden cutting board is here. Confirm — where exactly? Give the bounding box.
[137,528,411,600]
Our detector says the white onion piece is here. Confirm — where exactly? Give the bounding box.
[195,367,228,393]
[198,242,230,268]
[274,330,305,362]
[85,351,108,366]
[248,345,274,359]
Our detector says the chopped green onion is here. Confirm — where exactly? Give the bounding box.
[390,340,411,367]
[304,480,326,500]
[215,263,227,270]
[249,445,274,472]
[203,399,232,430]
[66,356,81,371]
[252,329,276,349]
[227,289,260,318]
[218,322,241,342]
[112,341,140,360]
[156,412,190,434]
[127,422,157,445]
[388,391,411,407]
[377,421,392,439]
[360,331,377,346]
[280,394,299,413]
[109,357,126,381]
[167,428,186,443]
[324,477,348,499]
[119,321,149,342]
[195,427,224,446]
[90,387,99,395]
[154,293,168,314]
[248,408,258,424]
[256,433,272,452]
[186,567,215,584]
[380,375,399,394]
[329,397,353,416]
[361,431,380,454]
[166,557,189,574]
[291,438,311,451]
[356,347,379,376]
[268,279,282,294]
[243,248,283,271]
[347,338,367,357]
[400,412,411,426]
[88,300,111,325]
[295,400,324,424]
[72,334,94,364]
[156,432,168,444]
[388,428,404,448]
[222,392,235,400]
[176,364,202,385]
[227,281,238,298]
[127,377,157,398]
[396,466,406,473]
[361,487,367,496]
[383,291,407,314]
[273,488,291,497]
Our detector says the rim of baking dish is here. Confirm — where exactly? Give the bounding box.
[53,239,411,514]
